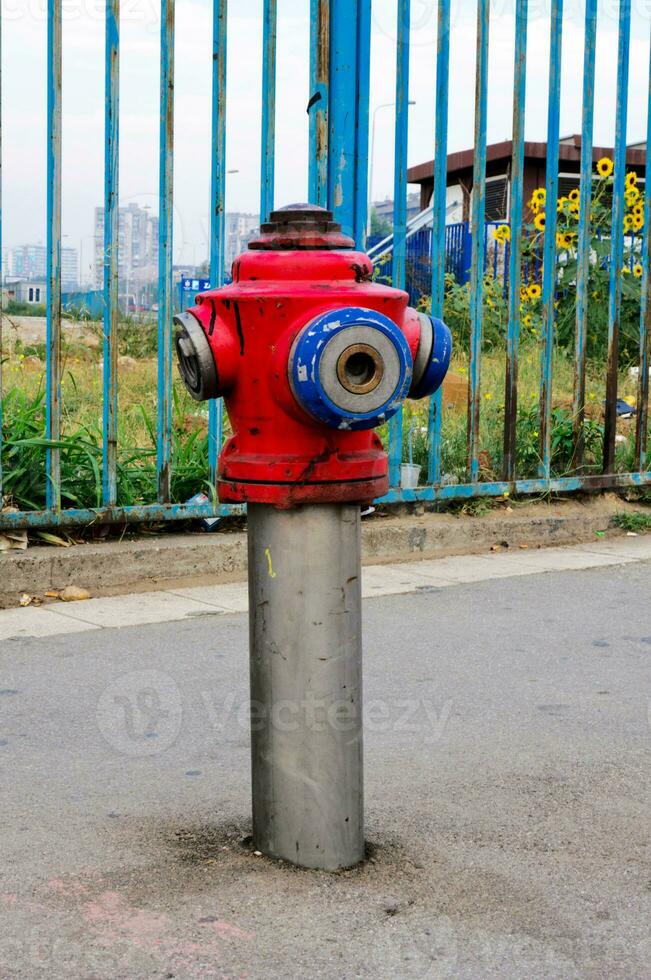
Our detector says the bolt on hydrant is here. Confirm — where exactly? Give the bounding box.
[175,204,451,870]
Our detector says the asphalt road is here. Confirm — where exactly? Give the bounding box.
[1,561,651,979]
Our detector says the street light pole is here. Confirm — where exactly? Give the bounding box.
[367,100,416,239]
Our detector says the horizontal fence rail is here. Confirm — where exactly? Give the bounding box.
[0,0,649,530]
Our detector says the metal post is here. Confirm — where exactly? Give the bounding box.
[248,503,364,871]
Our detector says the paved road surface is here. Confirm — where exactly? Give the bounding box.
[1,558,651,978]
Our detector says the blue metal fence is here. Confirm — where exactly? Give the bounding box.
[0,0,650,530]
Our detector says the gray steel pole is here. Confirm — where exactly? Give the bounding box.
[247,503,364,870]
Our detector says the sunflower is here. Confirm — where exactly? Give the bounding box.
[633,203,644,218]
[556,232,572,250]
[493,223,511,244]
[597,157,614,178]
[534,212,546,232]
[523,314,533,327]
[568,188,580,203]
[623,214,634,233]
[633,215,644,233]
[625,171,638,188]
[633,263,643,278]
[531,187,546,207]
[568,200,579,216]
[625,187,640,207]
[622,266,631,276]
[557,196,569,213]
[527,283,542,300]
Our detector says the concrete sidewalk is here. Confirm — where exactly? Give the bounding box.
[1,558,651,977]
[2,534,651,641]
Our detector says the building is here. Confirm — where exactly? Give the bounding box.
[371,192,421,229]
[225,213,259,270]
[7,244,78,289]
[407,135,647,224]
[14,281,46,305]
[93,203,159,306]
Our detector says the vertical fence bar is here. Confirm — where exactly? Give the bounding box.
[427,0,451,485]
[208,0,228,491]
[260,0,277,223]
[328,0,363,239]
[603,0,631,474]
[157,0,175,503]
[102,0,120,506]
[635,27,651,471]
[308,0,330,207]
[388,0,411,488]
[502,0,528,483]
[538,0,563,479]
[353,0,371,250]
[572,0,597,470]
[46,0,62,511]
[467,0,490,482]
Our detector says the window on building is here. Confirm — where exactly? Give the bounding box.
[28,288,34,302]
[35,288,41,303]
[485,175,509,222]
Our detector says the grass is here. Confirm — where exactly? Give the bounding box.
[612,511,651,533]
[1,323,649,513]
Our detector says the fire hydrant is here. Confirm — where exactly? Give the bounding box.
[175,205,451,870]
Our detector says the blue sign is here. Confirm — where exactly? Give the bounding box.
[181,278,211,292]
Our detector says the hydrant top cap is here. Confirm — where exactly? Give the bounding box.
[249,202,355,251]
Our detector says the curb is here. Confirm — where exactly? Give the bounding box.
[1,498,638,607]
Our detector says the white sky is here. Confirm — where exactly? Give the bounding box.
[2,0,651,274]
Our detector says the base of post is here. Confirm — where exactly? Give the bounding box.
[247,503,364,871]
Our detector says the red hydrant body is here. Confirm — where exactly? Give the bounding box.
[175,206,451,507]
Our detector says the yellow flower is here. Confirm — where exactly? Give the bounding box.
[597,157,614,178]
[633,263,643,278]
[633,203,644,218]
[633,215,644,233]
[523,314,532,327]
[527,283,542,300]
[623,214,634,233]
[493,223,511,244]
[531,187,546,207]
[568,200,579,216]
[568,188,580,203]
[625,171,638,188]
[556,232,572,250]
[487,298,494,308]
[484,392,493,400]
[622,266,631,276]
[534,212,546,232]
[625,186,640,206]
[557,196,569,213]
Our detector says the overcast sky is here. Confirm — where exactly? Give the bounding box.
[2,0,651,275]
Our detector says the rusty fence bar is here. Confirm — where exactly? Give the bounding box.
[388,0,411,489]
[573,0,598,470]
[0,1,650,532]
[46,0,63,512]
[467,0,490,483]
[157,0,175,504]
[502,0,528,483]
[426,0,450,486]
[208,0,228,491]
[539,0,563,480]
[102,0,120,508]
[603,0,632,473]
